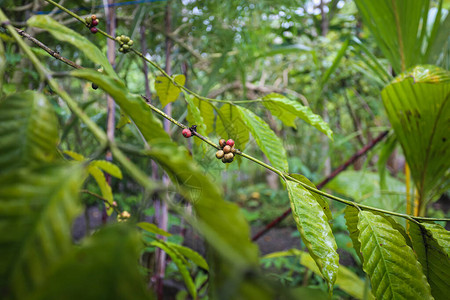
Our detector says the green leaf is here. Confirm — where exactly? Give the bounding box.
[0,164,84,299]
[63,150,85,162]
[0,91,59,173]
[27,15,116,78]
[185,93,207,136]
[150,240,197,299]
[286,180,339,291]
[88,165,113,215]
[381,66,450,205]
[137,222,172,237]
[215,103,250,151]
[409,221,450,300]
[237,106,289,172]
[344,206,364,263]
[357,211,432,300]
[186,95,215,136]
[263,249,373,300]
[320,39,349,89]
[90,160,123,179]
[262,93,333,139]
[289,174,332,220]
[71,69,170,144]
[378,132,397,190]
[166,241,209,271]
[31,225,151,300]
[155,74,186,108]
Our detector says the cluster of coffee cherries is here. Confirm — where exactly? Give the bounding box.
[216,139,236,164]
[116,35,134,53]
[85,15,99,34]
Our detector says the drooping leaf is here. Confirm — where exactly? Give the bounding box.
[71,69,170,144]
[186,95,215,136]
[409,221,450,299]
[262,93,333,139]
[63,150,85,162]
[215,103,250,151]
[137,222,172,237]
[357,211,432,299]
[237,106,289,172]
[90,160,123,179]
[185,93,207,137]
[344,206,364,263]
[0,164,85,299]
[150,240,197,299]
[155,74,186,108]
[31,225,151,300]
[420,222,450,255]
[286,180,339,291]
[166,241,209,271]
[27,15,116,77]
[381,66,450,206]
[320,39,349,90]
[289,173,332,220]
[0,91,59,173]
[87,165,113,214]
[263,249,374,300]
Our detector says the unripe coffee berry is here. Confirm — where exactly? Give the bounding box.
[231,146,236,154]
[226,139,235,147]
[215,150,224,159]
[223,145,231,153]
[90,27,98,34]
[92,19,99,26]
[85,16,92,24]
[224,153,234,160]
[219,139,226,148]
[182,128,192,138]
[127,40,134,46]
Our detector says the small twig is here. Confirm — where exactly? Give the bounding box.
[81,189,121,215]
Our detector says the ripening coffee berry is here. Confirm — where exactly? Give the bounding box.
[90,27,98,34]
[123,44,130,50]
[215,150,224,159]
[182,128,192,138]
[219,139,226,148]
[223,145,231,154]
[91,14,97,20]
[224,153,234,161]
[226,139,235,147]
[231,146,236,154]
[92,19,99,26]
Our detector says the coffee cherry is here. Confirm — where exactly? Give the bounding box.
[91,14,97,20]
[127,40,134,46]
[182,128,192,138]
[85,16,92,24]
[215,150,224,159]
[226,139,235,147]
[91,83,98,90]
[231,146,236,154]
[223,145,231,153]
[90,27,98,34]
[219,139,226,148]
[119,47,124,52]
[92,19,99,26]
[123,44,130,50]
[224,153,234,161]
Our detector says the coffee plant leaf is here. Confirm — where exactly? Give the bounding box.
[27,15,116,78]
[90,160,123,179]
[186,95,215,137]
[137,222,172,237]
[155,74,185,108]
[0,91,59,173]
[71,69,170,144]
[409,221,450,299]
[344,206,364,263]
[215,103,250,151]
[262,93,333,140]
[357,211,432,300]
[286,180,339,292]
[166,241,209,271]
[237,106,289,172]
[0,163,84,299]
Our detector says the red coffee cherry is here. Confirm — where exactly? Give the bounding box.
[90,27,98,34]
[182,128,192,138]
[226,139,235,147]
[92,19,99,26]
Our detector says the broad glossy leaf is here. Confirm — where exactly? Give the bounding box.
[31,225,150,300]
[0,164,84,299]
[0,91,58,173]
[382,66,450,204]
[90,160,123,179]
[150,240,196,299]
[215,103,249,151]
[137,222,172,237]
[27,15,116,77]
[286,180,339,291]
[71,69,170,144]
[289,173,332,220]
[262,93,333,139]
[185,93,207,137]
[357,211,432,299]
[344,206,364,263]
[409,221,450,299]
[420,222,450,255]
[186,95,215,136]
[155,74,185,108]
[166,241,209,271]
[237,106,289,172]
